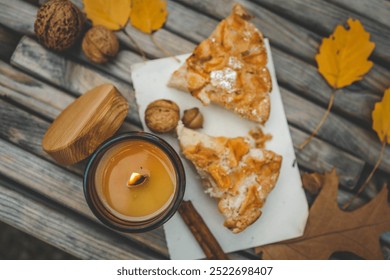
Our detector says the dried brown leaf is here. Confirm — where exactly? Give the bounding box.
[256,169,390,259]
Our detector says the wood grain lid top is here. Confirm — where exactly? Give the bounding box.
[42,84,129,165]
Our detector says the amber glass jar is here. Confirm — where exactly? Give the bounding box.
[84,132,185,232]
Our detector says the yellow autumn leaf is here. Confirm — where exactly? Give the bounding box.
[372,88,390,144]
[344,87,390,209]
[130,0,167,34]
[316,18,375,89]
[83,0,131,31]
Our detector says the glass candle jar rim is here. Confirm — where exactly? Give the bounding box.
[83,131,186,233]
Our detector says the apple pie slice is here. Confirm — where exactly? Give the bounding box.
[177,123,282,233]
[168,4,272,124]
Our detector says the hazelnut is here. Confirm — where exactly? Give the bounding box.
[182,107,203,129]
[145,99,180,133]
[34,0,84,51]
[82,26,119,64]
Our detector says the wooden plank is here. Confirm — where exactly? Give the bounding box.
[0,179,157,259]
[0,84,61,120]
[174,0,318,58]
[74,47,144,83]
[166,0,217,43]
[118,25,195,59]
[359,170,389,204]
[325,0,390,29]
[290,126,364,189]
[0,97,83,176]
[0,61,73,114]
[174,0,390,95]
[0,96,54,155]
[0,25,20,61]
[0,137,169,257]
[272,47,380,125]
[0,0,35,36]
[11,36,141,126]
[281,87,390,173]
[0,61,139,136]
[253,0,390,66]
[0,136,93,217]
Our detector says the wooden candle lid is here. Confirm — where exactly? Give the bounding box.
[42,84,129,165]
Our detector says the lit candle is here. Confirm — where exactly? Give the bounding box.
[96,140,175,220]
[84,132,185,232]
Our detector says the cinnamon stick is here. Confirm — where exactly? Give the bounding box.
[178,200,229,260]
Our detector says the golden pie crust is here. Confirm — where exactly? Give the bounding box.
[169,4,272,124]
[177,123,282,233]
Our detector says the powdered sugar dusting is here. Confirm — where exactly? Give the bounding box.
[228,56,243,69]
[210,68,237,92]
[248,148,264,160]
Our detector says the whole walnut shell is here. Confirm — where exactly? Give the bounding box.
[145,99,180,133]
[34,0,84,51]
[82,26,119,64]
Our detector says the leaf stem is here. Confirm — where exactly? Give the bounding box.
[150,34,180,63]
[342,140,387,210]
[298,90,336,150]
[122,28,147,60]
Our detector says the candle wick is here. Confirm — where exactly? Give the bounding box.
[127,170,149,188]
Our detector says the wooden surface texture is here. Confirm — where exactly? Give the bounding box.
[0,0,389,259]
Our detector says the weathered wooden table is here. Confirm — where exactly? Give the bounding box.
[0,0,389,259]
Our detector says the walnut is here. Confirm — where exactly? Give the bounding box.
[182,107,204,129]
[82,26,119,64]
[145,99,180,133]
[34,0,84,51]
